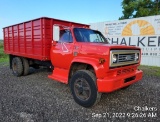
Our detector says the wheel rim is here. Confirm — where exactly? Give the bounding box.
[74,78,91,101]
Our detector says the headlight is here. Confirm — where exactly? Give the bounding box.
[135,53,139,61]
[112,54,117,63]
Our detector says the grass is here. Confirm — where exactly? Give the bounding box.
[139,65,160,77]
[0,40,9,63]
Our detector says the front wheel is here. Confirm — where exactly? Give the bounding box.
[70,70,101,108]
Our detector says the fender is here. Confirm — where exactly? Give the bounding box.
[70,56,107,79]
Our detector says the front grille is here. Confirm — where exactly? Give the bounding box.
[118,53,135,62]
[110,50,140,67]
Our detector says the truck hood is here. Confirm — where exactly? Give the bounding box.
[79,42,140,56]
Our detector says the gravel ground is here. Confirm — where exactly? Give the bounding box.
[0,63,159,122]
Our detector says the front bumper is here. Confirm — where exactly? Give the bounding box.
[97,69,143,92]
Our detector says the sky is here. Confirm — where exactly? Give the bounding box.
[0,0,123,39]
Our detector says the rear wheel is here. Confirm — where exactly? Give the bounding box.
[21,58,29,76]
[70,70,101,107]
[12,57,23,77]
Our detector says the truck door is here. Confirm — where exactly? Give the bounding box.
[51,29,74,69]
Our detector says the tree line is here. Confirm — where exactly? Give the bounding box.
[119,0,160,19]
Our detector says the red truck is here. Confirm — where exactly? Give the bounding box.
[3,17,143,107]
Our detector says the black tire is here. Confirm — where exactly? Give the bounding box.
[70,70,101,108]
[12,57,23,77]
[21,58,29,76]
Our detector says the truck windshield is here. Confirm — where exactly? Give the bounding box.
[73,28,108,43]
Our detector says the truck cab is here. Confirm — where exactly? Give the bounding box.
[49,25,143,107]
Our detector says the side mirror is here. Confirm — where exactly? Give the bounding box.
[53,25,60,41]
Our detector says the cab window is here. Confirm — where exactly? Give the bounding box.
[59,30,73,43]
[73,28,108,43]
